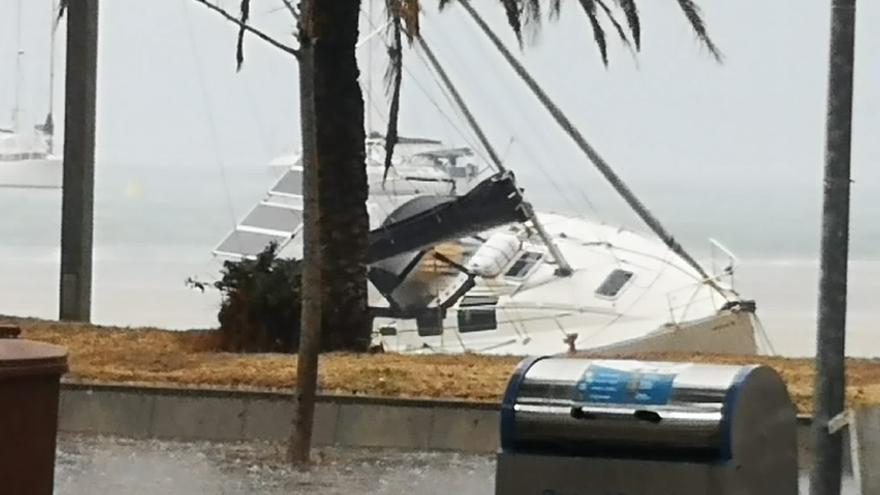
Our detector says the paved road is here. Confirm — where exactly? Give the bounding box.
[55,434,494,495]
[55,434,855,494]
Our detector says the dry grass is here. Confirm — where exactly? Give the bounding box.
[5,316,880,413]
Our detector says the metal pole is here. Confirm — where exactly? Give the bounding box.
[59,0,98,322]
[811,1,856,494]
[457,0,715,288]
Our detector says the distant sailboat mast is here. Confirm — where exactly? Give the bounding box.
[11,0,24,131]
[45,0,58,153]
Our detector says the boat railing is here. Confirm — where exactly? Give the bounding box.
[664,281,724,326]
[708,238,738,290]
[0,151,49,161]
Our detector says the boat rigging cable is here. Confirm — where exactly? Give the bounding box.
[417,53,618,266]
[456,0,722,293]
[414,33,574,276]
[179,0,242,255]
[357,5,495,172]
[410,24,618,272]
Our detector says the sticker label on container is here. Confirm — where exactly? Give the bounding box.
[573,363,680,405]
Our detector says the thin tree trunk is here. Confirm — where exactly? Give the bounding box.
[313,0,370,352]
[810,0,856,494]
[289,0,368,464]
[288,0,321,465]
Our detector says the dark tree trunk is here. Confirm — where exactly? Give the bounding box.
[312,0,370,351]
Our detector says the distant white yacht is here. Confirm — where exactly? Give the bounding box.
[0,0,62,190]
[0,128,61,189]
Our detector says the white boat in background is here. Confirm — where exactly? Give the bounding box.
[0,128,61,189]
[0,0,62,190]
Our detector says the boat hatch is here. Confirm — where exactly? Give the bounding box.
[505,251,543,279]
[595,269,635,299]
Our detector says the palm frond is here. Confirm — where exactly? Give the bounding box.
[549,0,562,21]
[577,0,608,66]
[383,1,405,179]
[595,0,632,50]
[523,0,541,25]
[236,0,251,71]
[675,0,722,61]
[521,0,542,41]
[499,0,524,47]
[614,0,640,49]
[400,0,422,41]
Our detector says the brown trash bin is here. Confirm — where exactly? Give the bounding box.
[0,340,68,495]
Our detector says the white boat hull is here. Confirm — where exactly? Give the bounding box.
[374,307,758,356]
[0,158,62,189]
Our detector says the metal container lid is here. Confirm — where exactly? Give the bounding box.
[0,340,68,379]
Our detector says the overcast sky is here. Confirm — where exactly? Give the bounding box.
[2,0,879,255]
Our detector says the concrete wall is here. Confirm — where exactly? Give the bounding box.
[57,381,875,479]
[58,381,500,453]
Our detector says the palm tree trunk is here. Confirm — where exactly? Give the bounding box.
[289,0,368,465]
[312,0,370,352]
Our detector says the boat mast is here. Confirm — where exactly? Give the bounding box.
[365,0,373,134]
[46,0,58,152]
[11,0,23,131]
[416,35,573,276]
[457,0,715,287]
[40,0,58,154]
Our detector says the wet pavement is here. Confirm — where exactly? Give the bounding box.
[55,434,856,494]
[55,434,494,495]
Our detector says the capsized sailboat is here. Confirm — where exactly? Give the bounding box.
[212,4,765,357]
[214,132,761,356]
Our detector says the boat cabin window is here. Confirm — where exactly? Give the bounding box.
[504,251,543,279]
[596,269,634,299]
[458,295,498,333]
[416,309,444,337]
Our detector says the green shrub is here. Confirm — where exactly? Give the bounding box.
[188,243,302,353]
